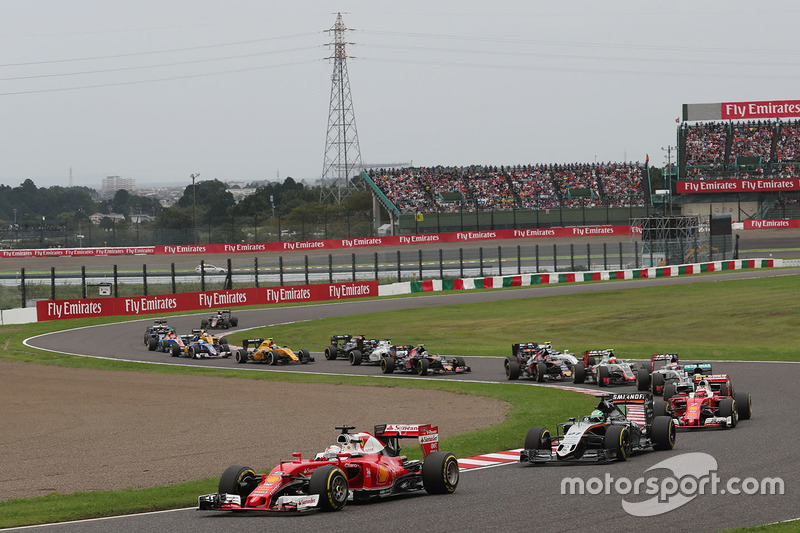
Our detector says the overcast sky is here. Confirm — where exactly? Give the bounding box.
[0,1,796,190]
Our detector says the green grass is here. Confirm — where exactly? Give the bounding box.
[0,273,798,528]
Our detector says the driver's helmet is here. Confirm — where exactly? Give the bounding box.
[608,356,618,364]
[696,380,711,396]
[667,362,679,371]
[315,444,341,460]
[588,409,605,422]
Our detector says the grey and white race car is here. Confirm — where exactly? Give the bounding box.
[636,353,713,397]
[520,393,676,464]
[573,349,638,387]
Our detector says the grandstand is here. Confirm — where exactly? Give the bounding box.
[363,99,800,235]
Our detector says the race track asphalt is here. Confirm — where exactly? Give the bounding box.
[17,267,800,533]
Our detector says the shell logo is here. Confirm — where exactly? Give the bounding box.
[376,465,392,484]
[266,475,281,483]
[689,405,700,411]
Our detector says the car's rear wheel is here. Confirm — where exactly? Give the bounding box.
[652,416,676,450]
[734,392,751,420]
[381,356,395,374]
[422,452,459,494]
[349,350,362,366]
[235,349,248,364]
[505,357,520,380]
[637,368,651,391]
[573,363,586,384]
[417,358,430,376]
[218,465,258,506]
[604,425,631,461]
[598,365,610,387]
[230,317,239,327]
[524,426,551,451]
[147,337,158,351]
[201,319,209,328]
[325,345,338,360]
[170,344,180,357]
[309,465,348,511]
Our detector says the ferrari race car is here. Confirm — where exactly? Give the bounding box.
[504,342,575,382]
[323,334,394,365]
[658,374,752,429]
[144,319,175,350]
[198,423,458,513]
[200,309,239,330]
[168,329,232,359]
[520,393,676,464]
[234,338,314,365]
[573,349,637,387]
[380,344,470,376]
[637,353,712,396]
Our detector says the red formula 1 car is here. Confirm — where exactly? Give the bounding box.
[198,424,459,513]
[658,374,752,429]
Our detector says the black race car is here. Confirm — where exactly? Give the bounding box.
[380,345,470,376]
[505,342,575,382]
[201,309,239,330]
[520,392,676,464]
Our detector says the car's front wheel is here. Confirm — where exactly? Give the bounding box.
[604,425,631,461]
[218,465,258,507]
[349,350,362,366]
[309,465,348,512]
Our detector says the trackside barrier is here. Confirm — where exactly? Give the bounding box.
[0,259,788,324]
[385,258,781,296]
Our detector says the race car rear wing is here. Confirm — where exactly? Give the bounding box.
[682,363,713,375]
[650,353,679,371]
[374,424,440,457]
[153,318,168,325]
[511,342,540,356]
[607,393,654,425]
[242,338,265,348]
[330,334,352,343]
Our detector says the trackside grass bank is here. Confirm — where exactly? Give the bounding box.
[0,274,796,527]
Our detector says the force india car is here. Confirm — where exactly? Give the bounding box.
[144,319,175,350]
[198,423,459,513]
[637,353,713,396]
[235,338,314,365]
[504,342,575,382]
[658,374,752,429]
[380,345,470,376]
[167,330,232,359]
[323,335,401,366]
[520,393,676,464]
[200,309,239,330]
[573,349,637,387]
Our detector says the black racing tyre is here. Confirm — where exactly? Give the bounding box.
[144,334,149,345]
[638,368,651,391]
[534,362,547,383]
[230,317,239,327]
[597,365,610,387]
[573,363,586,384]
[718,383,729,397]
[652,416,676,451]
[349,350,363,366]
[235,349,248,364]
[147,337,158,351]
[734,392,752,420]
[218,465,258,505]
[719,398,737,428]
[653,399,669,418]
[505,357,520,380]
[381,356,395,374]
[663,382,677,400]
[325,345,338,360]
[418,358,430,376]
[524,426,551,451]
[604,425,631,461]
[309,465,349,512]
[218,336,228,345]
[452,357,463,368]
[651,372,665,394]
[187,346,196,359]
[220,344,230,357]
[160,339,170,352]
[421,451,459,495]
[268,351,279,365]
[299,348,311,364]
[201,319,209,328]
[170,344,180,357]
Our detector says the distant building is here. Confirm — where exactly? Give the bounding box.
[101,176,136,198]
[89,213,126,225]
